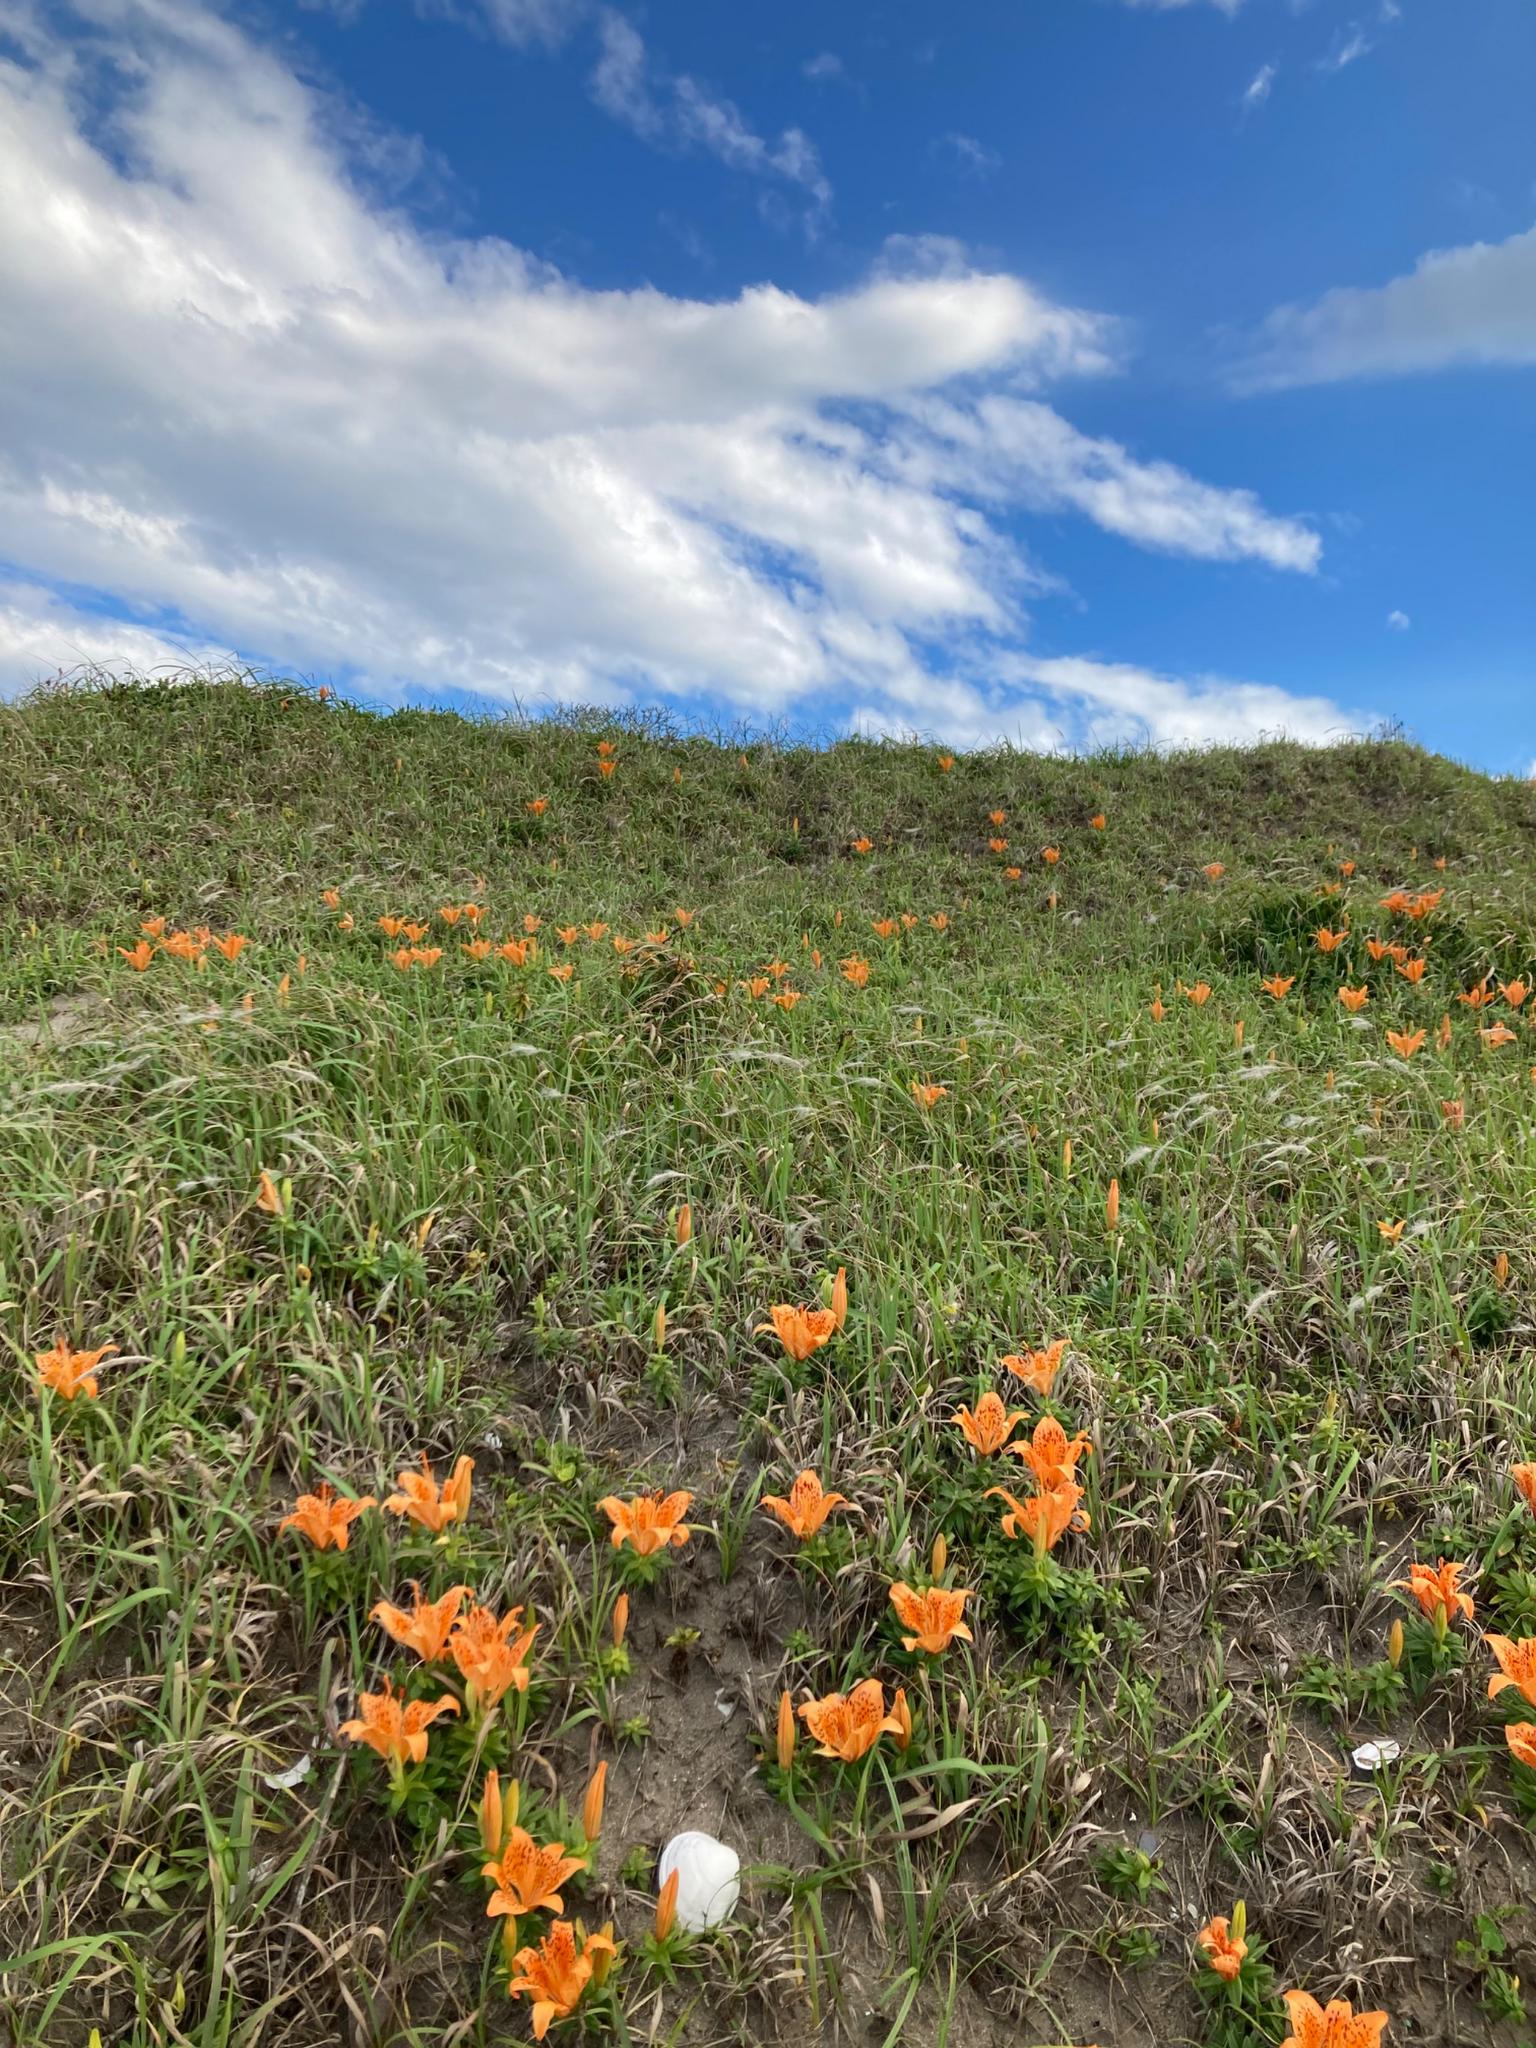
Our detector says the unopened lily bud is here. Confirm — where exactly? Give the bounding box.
[1106,1179,1120,1231]
[674,1203,692,1247]
[655,1869,680,1941]
[653,1302,667,1352]
[612,1593,629,1648]
[582,1761,607,1843]
[1387,1618,1404,1669]
[776,1689,796,1773]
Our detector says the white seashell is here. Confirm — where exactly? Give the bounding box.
[1351,1738,1401,1774]
[657,1830,740,1932]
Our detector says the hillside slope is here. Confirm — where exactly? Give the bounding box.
[2,676,1535,2048]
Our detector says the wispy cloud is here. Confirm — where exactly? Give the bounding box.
[801,51,843,83]
[1236,223,1536,387]
[1317,26,1373,73]
[1241,61,1276,108]
[936,132,1002,178]
[1386,609,1410,630]
[591,11,831,233]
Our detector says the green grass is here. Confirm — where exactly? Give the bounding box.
[2,673,1536,2048]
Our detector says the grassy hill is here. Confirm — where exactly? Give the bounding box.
[3,674,1536,2048]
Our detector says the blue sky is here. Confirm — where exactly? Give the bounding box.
[1,0,1532,765]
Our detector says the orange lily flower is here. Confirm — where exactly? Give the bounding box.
[1377,1219,1406,1243]
[870,918,898,942]
[548,962,575,982]
[411,945,443,968]
[1457,981,1494,1008]
[612,935,635,955]
[888,1582,974,1655]
[1001,1339,1067,1394]
[757,1302,838,1361]
[438,905,462,925]
[1391,1558,1474,1622]
[498,938,535,965]
[988,837,1009,854]
[986,1479,1090,1548]
[378,915,405,938]
[280,1482,375,1550]
[371,1583,471,1663]
[451,1604,539,1708]
[1339,859,1356,876]
[1338,985,1370,1012]
[1365,938,1389,961]
[1195,1916,1247,1982]
[1010,1413,1092,1490]
[1440,1098,1464,1126]
[1314,926,1347,952]
[910,1080,947,1107]
[645,927,670,946]
[1385,1028,1425,1058]
[159,930,204,960]
[141,916,168,936]
[555,926,580,946]
[1280,1991,1389,2048]
[851,837,873,855]
[1149,996,1166,1021]
[841,955,870,987]
[1394,956,1426,984]
[936,753,954,772]
[1505,1723,1536,1770]
[118,940,154,970]
[384,1453,474,1534]
[760,1471,850,1540]
[1436,1013,1453,1048]
[1482,1022,1519,1046]
[740,975,771,998]
[340,1679,458,1770]
[1203,862,1225,880]
[506,1920,615,2041]
[584,921,609,942]
[462,938,492,961]
[1260,975,1294,999]
[1501,978,1530,1008]
[401,922,429,943]
[525,796,550,815]
[1511,1464,1536,1516]
[598,758,616,778]
[599,1489,693,1556]
[1090,813,1106,830]
[770,988,802,1010]
[989,810,1006,826]
[1004,864,1022,881]
[798,1678,904,1762]
[1487,1633,1536,1706]
[952,1390,1027,1454]
[1186,981,1212,1006]
[33,1339,117,1401]
[929,912,950,931]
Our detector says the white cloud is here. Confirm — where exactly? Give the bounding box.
[0,577,236,692]
[1237,223,1536,387]
[937,132,1002,178]
[1120,0,1244,13]
[442,0,587,45]
[0,0,1340,748]
[1317,26,1373,72]
[855,653,1362,752]
[590,11,830,233]
[1386,609,1410,631]
[801,51,842,83]
[1241,62,1276,107]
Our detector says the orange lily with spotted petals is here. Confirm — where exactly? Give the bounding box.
[33,1339,117,1401]
[760,1471,850,1540]
[1195,1914,1247,1983]
[482,1828,585,1919]
[1000,1338,1067,1394]
[952,1390,1027,1455]
[1487,1633,1536,1707]
[449,1604,538,1710]
[888,1582,974,1655]
[758,1302,837,1361]
[986,1479,1090,1547]
[1010,1414,1092,1490]
[1280,1991,1389,2048]
[279,1482,375,1550]
[1505,1723,1536,1769]
[507,1920,616,2041]
[384,1453,474,1534]
[798,1679,904,1761]
[371,1583,471,1663]
[340,1679,458,1776]
[1391,1558,1474,1623]
[1511,1464,1536,1516]
[599,1489,692,1556]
